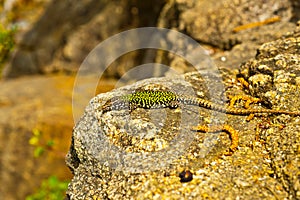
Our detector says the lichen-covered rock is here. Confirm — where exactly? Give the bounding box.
[66,24,300,199]
[238,23,300,198]
[66,74,231,199]
[239,23,300,108]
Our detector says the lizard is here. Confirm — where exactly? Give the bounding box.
[101,90,300,116]
[101,89,300,154]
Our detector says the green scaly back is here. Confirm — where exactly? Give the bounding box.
[123,90,179,109]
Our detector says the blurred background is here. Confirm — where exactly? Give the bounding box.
[0,0,299,199]
[0,1,166,199]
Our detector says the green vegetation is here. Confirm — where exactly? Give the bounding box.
[27,129,70,199]
[0,25,15,59]
[29,128,55,158]
[25,176,69,200]
[0,25,15,72]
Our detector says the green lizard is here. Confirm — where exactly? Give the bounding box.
[101,90,300,116]
[101,89,300,154]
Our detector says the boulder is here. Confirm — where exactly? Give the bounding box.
[66,23,300,199]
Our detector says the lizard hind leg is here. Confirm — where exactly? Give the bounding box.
[191,124,239,156]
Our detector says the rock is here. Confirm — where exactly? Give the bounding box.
[157,0,298,72]
[66,24,300,199]
[239,24,300,106]
[237,25,300,198]
[3,0,110,77]
[173,0,294,49]
[5,0,300,80]
[3,0,166,78]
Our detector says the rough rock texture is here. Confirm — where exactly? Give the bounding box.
[237,24,300,199]
[158,0,299,72]
[66,24,300,199]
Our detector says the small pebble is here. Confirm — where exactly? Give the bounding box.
[179,170,193,183]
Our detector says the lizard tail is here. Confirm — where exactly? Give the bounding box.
[178,95,300,116]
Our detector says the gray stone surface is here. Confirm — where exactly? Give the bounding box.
[66,24,300,199]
